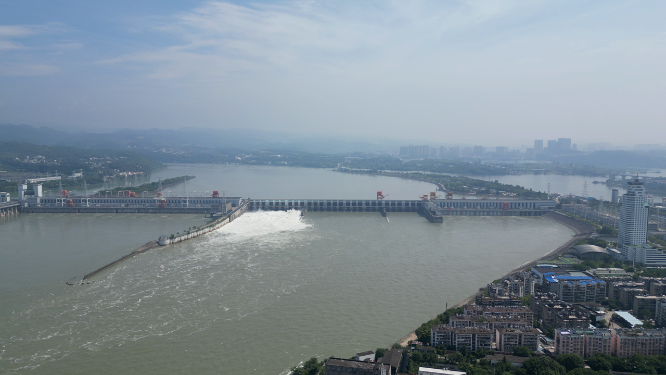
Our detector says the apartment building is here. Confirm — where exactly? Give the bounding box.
[495,328,539,353]
[449,316,532,331]
[586,330,613,357]
[555,330,586,357]
[619,288,647,309]
[558,280,606,303]
[612,329,666,357]
[555,310,591,330]
[656,298,666,327]
[463,305,534,321]
[633,295,664,319]
[430,326,493,351]
[555,329,612,358]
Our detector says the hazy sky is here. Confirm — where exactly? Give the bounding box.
[1,0,665,147]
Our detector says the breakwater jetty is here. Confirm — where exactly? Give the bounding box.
[82,201,249,280]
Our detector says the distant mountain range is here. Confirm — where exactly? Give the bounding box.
[0,123,398,154]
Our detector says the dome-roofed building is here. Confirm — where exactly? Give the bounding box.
[569,245,610,260]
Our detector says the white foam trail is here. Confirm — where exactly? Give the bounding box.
[210,210,311,244]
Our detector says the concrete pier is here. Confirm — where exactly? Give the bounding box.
[420,207,444,223]
[0,202,20,217]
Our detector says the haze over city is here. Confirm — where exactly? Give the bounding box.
[1,0,665,147]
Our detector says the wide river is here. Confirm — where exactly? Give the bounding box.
[1,165,575,374]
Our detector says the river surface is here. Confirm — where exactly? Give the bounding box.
[0,165,575,374]
[467,174,625,200]
[148,164,437,200]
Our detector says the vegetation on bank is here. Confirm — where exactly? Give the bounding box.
[414,307,465,343]
[148,145,619,177]
[557,211,602,230]
[152,147,344,168]
[340,170,550,199]
[0,141,163,194]
[103,175,195,195]
[289,357,326,375]
[0,141,162,175]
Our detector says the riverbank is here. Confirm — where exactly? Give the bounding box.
[395,211,595,347]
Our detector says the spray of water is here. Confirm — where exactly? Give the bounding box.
[208,210,312,245]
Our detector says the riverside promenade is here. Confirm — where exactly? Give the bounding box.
[395,211,595,346]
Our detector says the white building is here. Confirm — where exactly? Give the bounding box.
[355,351,375,362]
[419,368,466,375]
[619,178,648,252]
[623,244,666,267]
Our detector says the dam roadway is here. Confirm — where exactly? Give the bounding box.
[15,197,557,218]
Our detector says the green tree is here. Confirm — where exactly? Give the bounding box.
[290,357,325,375]
[555,353,585,372]
[586,354,612,372]
[523,356,566,375]
[375,348,387,359]
[567,368,602,375]
[544,326,555,339]
[513,346,532,357]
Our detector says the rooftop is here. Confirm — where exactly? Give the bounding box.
[614,311,643,328]
[419,367,467,375]
[327,358,389,370]
[379,348,403,370]
[570,245,610,257]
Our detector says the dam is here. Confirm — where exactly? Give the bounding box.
[247,198,555,214]
[12,194,556,218]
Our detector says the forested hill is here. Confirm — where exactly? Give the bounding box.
[0,142,163,175]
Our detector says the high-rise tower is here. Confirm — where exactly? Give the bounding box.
[619,178,648,250]
[534,140,544,154]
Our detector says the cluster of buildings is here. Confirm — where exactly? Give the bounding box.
[319,178,666,373]
[555,328,666,358]
[426,265,666,361]
[565,179,666,265]
[431,306,539,353]
[398,138,575,161]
